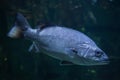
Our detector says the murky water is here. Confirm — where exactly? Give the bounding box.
[0,0,120,80]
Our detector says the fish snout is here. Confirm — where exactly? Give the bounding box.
[100,57,110,64]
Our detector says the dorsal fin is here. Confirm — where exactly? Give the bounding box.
[36,20,55,30]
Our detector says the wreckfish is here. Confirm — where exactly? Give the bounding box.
[8,13,109,66]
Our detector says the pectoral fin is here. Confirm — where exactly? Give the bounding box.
[28,42,39,53]
[65,48,78,58]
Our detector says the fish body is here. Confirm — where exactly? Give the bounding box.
[8,13,109,66]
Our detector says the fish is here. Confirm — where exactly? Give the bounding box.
[8,13,109,66]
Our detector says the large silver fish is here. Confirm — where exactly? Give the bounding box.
[8,13,109,66]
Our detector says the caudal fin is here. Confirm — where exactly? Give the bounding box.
[8,26,23,38]
[8,13,30,38]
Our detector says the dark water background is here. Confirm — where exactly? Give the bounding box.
[0,0,120,80]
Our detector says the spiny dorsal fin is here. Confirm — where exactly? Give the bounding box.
[36,20,55,30]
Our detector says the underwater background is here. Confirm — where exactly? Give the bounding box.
[0,0,120,80]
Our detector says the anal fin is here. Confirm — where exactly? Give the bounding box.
[28,42,40,53]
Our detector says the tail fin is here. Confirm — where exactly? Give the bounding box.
[8,13,30,38]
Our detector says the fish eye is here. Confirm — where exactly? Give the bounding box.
[95,50,103,58]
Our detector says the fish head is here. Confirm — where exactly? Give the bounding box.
[79,45,109,65]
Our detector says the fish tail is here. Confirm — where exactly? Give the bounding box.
[8,13,31,38]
